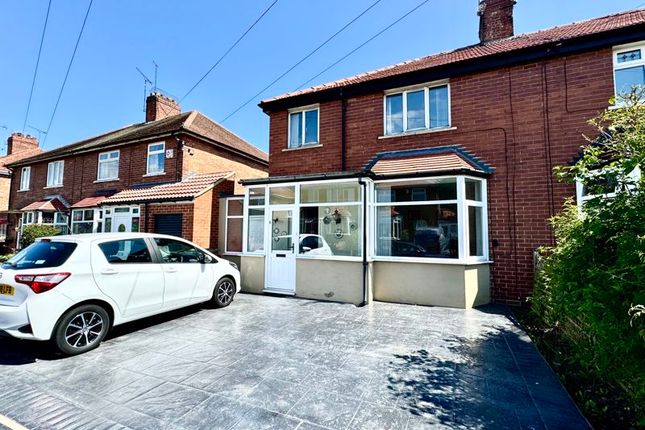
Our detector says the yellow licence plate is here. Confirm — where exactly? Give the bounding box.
[0,284,14,296]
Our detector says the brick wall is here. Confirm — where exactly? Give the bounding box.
[181,136,267,194]
[267,48,615,304]
[209,179,235,253]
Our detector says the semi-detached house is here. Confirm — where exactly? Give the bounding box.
[6,92,268,252]
[233,2,645,307]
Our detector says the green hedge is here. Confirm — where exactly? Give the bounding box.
[532,89,645,426]
[20,224,62,248]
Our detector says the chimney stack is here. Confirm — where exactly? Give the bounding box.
[6,132,38,156]
[145,92,181,122]
[478,0,516,43]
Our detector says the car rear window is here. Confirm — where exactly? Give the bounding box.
[99,239,152,264]
[2,241,77,270]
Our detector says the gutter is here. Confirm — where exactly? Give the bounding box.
[358,178,368,307]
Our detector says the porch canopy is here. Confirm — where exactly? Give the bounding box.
[21,196,69,212]
[71,196,108,208]
[241,145,494,186]
[102,172,234,204]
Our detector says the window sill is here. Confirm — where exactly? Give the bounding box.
[94,178,120,183]
[297,255,362,263]
[282,144,322,152]
[44,185,63,189]
[143,172,166,177]
[378,127,457,139]
[17,189,29,193]
[371,257,491,265]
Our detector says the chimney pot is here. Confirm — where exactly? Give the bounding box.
[478,0,516,43]
[145,91,181,122]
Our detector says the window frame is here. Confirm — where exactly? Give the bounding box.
[146,142,165,175]
[372,175,488,264]
[383,81,451,136]
[576,166,641,208]
[71,208,103,234]
[613,41,645,100]
[97,150,120,181]
[19,166,30,191]
[46,160,64,187]
[224,197,244,255]
[287,105,320,149]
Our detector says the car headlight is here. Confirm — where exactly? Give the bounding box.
[228,261,238,270]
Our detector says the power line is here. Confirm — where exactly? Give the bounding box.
[22,0,52,132]
[297,0,430,90]
[180,0,279,102]
[220,0,384,123]
[43,0,93,146]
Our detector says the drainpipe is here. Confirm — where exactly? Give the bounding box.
[358,178,368,307]
[341,90,347,172]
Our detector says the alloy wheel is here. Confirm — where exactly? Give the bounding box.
[64,311,104,349]
[217,280,234,305]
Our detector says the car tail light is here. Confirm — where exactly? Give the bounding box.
[15,273,71,294]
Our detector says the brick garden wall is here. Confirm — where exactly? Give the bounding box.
[267,48,614,304]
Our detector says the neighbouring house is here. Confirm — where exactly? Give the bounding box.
[0,133,43,248]
[233,2,645,307]
[6,92,267,251]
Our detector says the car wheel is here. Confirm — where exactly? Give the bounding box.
[212,277,235,308]
[53,304,110,355]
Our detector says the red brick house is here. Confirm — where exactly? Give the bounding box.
[6,92,267,251]
[0,133,43,246]
[236,3,645,307]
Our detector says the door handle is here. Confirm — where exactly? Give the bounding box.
[101,268,118,275]
[165,267,178,273]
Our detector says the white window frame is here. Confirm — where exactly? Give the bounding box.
[146,142,165,175]
[372,175,489,264]
[71,208,103,234]
[97,150,120,181]
[383,80,451,136]
[224,197,244,255]
[576,166,641,208]
[19,166,30,191]
[287,105,320,149]
[46,160,64,187]
[613,41,645,100]
[243,179,365,262]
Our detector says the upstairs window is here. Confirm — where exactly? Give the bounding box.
[97,150,119,181]
[19,167,30,191]
[385,83,450,135]
[46,160,64,187]
[614,43,645,99]
[288,106,319,148]
[147,143,165,175]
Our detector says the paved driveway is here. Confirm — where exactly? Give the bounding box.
[0,294,589,430]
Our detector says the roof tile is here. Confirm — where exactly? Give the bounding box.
[103,172,233,204]
[264,9,645,103]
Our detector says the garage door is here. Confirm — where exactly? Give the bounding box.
[154,214,183,238]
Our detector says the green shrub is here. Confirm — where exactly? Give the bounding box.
[20,224,62,248]
[532,88,645,425]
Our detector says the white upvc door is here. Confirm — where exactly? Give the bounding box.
[265,207,296,294]
[111,214,132,233]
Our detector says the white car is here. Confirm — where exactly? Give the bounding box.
[0,233,240,355]
[299,234,332,256]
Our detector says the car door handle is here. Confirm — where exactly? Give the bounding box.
[101,268,119,275]
[165,267,178,273]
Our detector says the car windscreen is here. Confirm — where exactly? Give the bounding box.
[2,241,77,270]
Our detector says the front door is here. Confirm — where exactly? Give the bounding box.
[112,215,132,233]
[265,208,296,294]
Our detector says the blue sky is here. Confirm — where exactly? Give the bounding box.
[0,0,641,153]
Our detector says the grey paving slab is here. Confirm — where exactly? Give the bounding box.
[0,293,590,430]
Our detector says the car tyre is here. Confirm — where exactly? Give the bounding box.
[212,277,235,308]
[53,304,110,355]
